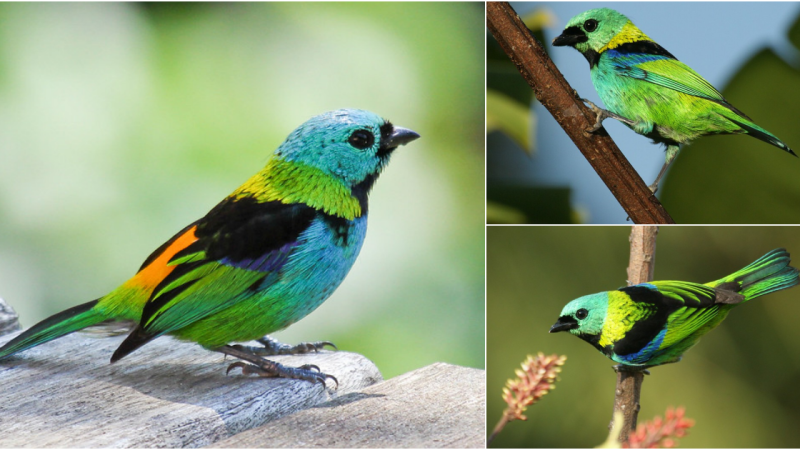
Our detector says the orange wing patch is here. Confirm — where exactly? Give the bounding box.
[124,225,199,292]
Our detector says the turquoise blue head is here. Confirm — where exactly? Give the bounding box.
[275,109,419,188]
[550,292,609,337]
[552,8,635,62]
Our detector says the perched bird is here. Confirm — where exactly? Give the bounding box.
[0,109,419,386]
[550,248,799,368]
[552,8,795,192]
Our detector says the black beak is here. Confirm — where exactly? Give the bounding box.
[378,126,420,158]
[385,126,420,149]
[550,316,579,333]
[552,26,588,47]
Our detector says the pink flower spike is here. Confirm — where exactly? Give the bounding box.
[625,406,695,448]
[489,353,567,445]
[501,353,566,421]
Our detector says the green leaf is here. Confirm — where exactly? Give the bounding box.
[487,184,574,224]
[486,201,527,224]
[487,89,534,153]
[788,11,800,51]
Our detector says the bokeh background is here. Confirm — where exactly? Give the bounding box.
[488,2,800,224]
[488,226,800,447]
[0,2,485,378]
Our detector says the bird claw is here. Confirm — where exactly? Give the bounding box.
[232,336,337,356]
[580,98,636,133]
[259,336,338,354]
[226,360,339,389]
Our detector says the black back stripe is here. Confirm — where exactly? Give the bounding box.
[613,285,681,357]
[612,40,677,59]
[198,197,316,262]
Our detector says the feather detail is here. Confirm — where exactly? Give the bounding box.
[234,158,363,220]
[599,21,653,53]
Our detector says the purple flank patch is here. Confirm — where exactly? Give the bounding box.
[220,242,297,272]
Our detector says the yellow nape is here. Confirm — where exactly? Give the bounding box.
[235,159,362,220]
[598,290,656,347]
[600,21,652,53]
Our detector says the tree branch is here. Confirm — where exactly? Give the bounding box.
[486,2,675,224]
[611,226,659,443]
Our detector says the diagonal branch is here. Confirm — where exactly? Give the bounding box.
[486,2,675,224]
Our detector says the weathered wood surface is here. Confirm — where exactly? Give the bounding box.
[0,326,486,448]
[211,362,486,448]
[0,330,381,448]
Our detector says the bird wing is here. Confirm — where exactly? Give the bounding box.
[607,48,741,111]
[137,196,316,336]
[646,280,725,349]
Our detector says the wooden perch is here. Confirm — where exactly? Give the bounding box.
[486,2,675,224]
[0,328,483,447]
[212,363,485,448]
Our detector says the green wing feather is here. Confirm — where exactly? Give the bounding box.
[142,258,267,335]
[630,59,726,102]
[110,198,314,362]
[649,280,717,307]
[617,57,750,118]
[139,199,313,336]
[648,280,726,349]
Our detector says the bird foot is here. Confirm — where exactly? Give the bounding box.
[227,359,338,388]
[232,336,336,356]
[217,344,338,388]
[581,98,636,133]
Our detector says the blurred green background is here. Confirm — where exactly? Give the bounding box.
[0,2,485,378]
[488,226,800,447]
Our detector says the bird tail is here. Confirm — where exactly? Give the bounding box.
[708,248,800,301]
[0,299,106,361]
[724,115,796,157]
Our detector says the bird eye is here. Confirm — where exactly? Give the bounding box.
[348,129,375,150]
[576,308,588,320]
[583,19,598,32]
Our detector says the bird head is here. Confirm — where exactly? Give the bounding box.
[550,292,608,337]
[552,8,649,65]
[275,109,420,189]
[233,109,419,220]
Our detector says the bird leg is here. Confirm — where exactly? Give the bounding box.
[216,344,338,388]
[581,98,637,133]
[231,335,336,356]
[648,145,680,193]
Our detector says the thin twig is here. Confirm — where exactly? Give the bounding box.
[486,2,675,224]
[611,226,659,443]
[487,415,510,445]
